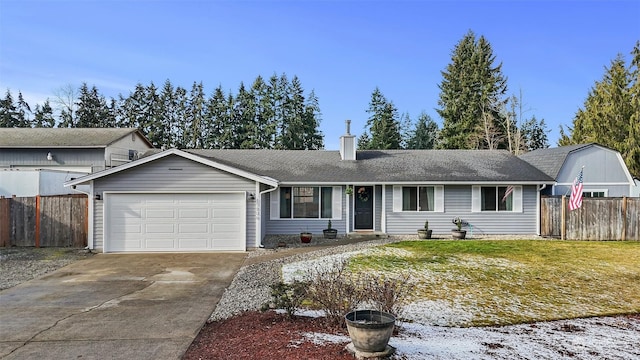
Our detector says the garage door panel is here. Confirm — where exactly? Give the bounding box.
[146,209,176,219]
[179,238,209,248]
[145,239,175,249]
[179,208,209,219]
[106,193,245,252]
[178,223,209,234]
[145,223,175,233]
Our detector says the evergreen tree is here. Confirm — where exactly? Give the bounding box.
[407,112,439,149]
[235,82,257,149]
[437,30,508,149]
[398,112,413,149]
[563,42,639,176]
[76,83,111,127]
[33,100,55,128]
[281,76,306,149]
[301,89,324,150]
[521,116,549,151]
[251,76,276,149]
[0,90,17,127]
[206,86,229,149]
[364,87,401,149]
[185,82,206,148]
[15,91,32,127]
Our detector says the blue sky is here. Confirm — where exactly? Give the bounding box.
[1,0,638,150]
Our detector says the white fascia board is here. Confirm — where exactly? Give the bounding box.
[64,148,278,187]
[280,181,554,186]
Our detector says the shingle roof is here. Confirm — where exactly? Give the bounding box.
[0,128,148,148]
[141,149,554,183]
[518,144,593,179]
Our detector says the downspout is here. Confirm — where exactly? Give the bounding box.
[258,185,279,248]
[537,184,547,236]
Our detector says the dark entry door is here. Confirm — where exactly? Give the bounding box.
[354,186,374,230]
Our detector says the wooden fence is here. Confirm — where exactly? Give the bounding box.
[0,195,87,247]
[541,196,639,240]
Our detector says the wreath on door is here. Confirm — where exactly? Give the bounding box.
[357,187,369,202]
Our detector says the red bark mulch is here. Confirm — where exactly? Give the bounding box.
[183,311,355,360]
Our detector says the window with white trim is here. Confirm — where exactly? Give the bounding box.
[279,186,333,218]
[402,186,435,211]
[393,185,444,212]
[472,185,522,212]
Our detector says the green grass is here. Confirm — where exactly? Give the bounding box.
[348,240,640,326]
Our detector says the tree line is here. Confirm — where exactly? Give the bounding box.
[0,74,323,150]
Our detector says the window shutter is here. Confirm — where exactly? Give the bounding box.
[513,186,523,212]
[434,186,444,212]
[471,186,481,212]
[269,189,279,220]
[393,186,402,212]
[332,186,342,220]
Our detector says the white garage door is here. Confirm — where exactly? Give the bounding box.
[105,193,245,252]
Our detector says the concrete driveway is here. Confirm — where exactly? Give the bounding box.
[0,252,246,360]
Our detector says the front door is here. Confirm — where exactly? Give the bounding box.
[354,186,374,230]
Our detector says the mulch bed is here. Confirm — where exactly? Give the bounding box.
[183,311,355,360]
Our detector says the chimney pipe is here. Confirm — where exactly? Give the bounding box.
[345,120,351,135]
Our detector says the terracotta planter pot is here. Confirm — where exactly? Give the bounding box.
[300,232,312,243]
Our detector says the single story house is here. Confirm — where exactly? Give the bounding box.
[519,143,636,197]
[66,128,554,253]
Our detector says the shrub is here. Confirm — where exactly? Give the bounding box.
[262,280,308,318]
[303,258,367,328]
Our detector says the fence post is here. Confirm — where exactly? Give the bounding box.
[35,195,41,248]
[622,196,627,241]
[561,195,566,240]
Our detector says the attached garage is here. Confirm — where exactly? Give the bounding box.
[104,192,246,252]
[64,149,279,253]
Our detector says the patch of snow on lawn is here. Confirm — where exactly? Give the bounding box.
[402,299,475,326]
[282,250,365,283]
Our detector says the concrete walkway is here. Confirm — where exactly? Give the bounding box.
[0,253,246,360]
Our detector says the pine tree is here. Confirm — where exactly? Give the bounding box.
[437,30,508,149]
[235,82,257,149]
[302,89,323,150]
[365,87,401,149]
[185,82,206,148]
[33,100,55,128]
[0,90,18,127]
[251,76,276,149]
[407,112,439,149]
[15,91,32,127]
[76,83,111,128]
[206,86,229,149]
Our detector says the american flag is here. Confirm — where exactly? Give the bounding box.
[501,185,514,203]
[569,168,584,211]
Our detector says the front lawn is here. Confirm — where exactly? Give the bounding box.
[348,240,640,326]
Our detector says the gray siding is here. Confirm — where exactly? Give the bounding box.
[555,147,632,197]
[1,148,105,171]
[94,200,104,249]
[92,155,258,249]
[385,185,539,235]
[265,186,347,236]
